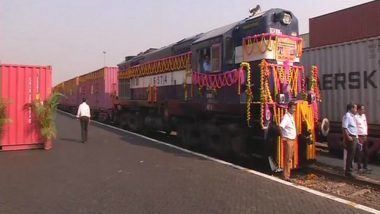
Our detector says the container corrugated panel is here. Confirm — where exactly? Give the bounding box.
[78,67,118,110]
[61,77,79,107]
[310,1,380,48]
[0,64,52,150]
[300,33,310,49]
[301,36,380,125]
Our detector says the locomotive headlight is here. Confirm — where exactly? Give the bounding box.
[281,13,292,25]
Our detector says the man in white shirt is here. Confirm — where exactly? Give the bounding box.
[77,98,91,143]
[279,101,297,181]
[342,103,358,176]
[355,104,371,173]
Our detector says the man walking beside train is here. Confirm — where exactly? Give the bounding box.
[77,98,91,143]
[279,101,297,181]
[342,103,358,177]
[355,104,371,173]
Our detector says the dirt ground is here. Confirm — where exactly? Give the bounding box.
[292,173,380,210]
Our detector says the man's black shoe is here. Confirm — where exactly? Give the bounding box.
[345,172,354,177]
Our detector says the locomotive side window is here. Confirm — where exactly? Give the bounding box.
[197,45,221,73]
[211,44,221,72]
[198,48,211,73]
[119,79,131,99]
[224,37,234,65]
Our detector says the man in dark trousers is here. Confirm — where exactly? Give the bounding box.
[76,98,91,143]
[342,103,358,176]
[355,104,371,173]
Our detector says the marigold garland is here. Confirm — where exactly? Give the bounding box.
[240,62,252,127]
[256,61,307,129]
[119,52,191,80]
[243,34,274,58]
[310,65,321,102]
[192,69,244,91]
[146,85,158,103]
[183,65,192,101]
[243,33,303,60]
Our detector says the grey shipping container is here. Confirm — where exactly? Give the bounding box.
[301,36,380,159]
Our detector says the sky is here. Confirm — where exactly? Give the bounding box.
[0,0,373,85]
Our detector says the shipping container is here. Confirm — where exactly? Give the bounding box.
[300,33,310,49]
[309,1,380,48]
[0,64,52,150]
[301,36,380,159]
[59,77,79,113]
[75,67,118,122]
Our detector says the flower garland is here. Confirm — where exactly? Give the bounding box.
[257,61,307,129]
[243,34,274,57]
[146,85,158,103]
[192,69,245,91]
[297,101,316,159]
[243,33,303,59]
[259,60,274,128]
[267,63,304,100]
[260,60,273,103]
[119,52,191,80]
[240,62,252,127]
[310,65,321,102]
[300,66,307,99]
[183,64,192,101]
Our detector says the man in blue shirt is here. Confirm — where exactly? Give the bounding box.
[203,55,211,72]
[342,103,358,176]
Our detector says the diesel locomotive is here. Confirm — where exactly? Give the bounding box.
[115,8,322,169]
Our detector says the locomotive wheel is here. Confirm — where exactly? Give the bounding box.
[97,112,109,123]
[178,122,202,148]
[126,113,143,132]
[202,123,230,156]
[118,113,129,129]
[224,123,247,159]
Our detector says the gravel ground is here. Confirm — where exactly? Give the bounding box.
[291,173,380,210]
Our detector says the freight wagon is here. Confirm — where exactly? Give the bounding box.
[57,67,119,123]
[301,36,380,161]
[77,67,119,122]
[116,8,321,170]
[58,77,79,113]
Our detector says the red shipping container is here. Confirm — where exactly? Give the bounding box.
[0,64,52,150]
[310,1,380,48]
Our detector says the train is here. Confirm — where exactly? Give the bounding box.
[55,8,322,170]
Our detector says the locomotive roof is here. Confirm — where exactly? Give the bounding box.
[193,10,267,44]
[118,9,274,65]
[193,21,240,43]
